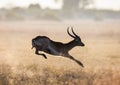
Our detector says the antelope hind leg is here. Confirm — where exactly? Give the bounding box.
[35,49,47,59]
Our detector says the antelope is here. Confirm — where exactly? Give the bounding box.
[32,27,85,67]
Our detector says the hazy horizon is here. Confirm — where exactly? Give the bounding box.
[0,0,120,11]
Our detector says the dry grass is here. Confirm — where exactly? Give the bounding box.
[0,20,120,85]
[0,63,120,85]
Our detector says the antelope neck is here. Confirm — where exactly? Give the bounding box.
[65,40,77,51]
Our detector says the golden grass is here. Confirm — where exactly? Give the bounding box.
[0,20,120,85]
[0,63,120,85]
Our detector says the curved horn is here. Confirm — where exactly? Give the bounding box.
[67,27,75,38]
[71,27,79,37]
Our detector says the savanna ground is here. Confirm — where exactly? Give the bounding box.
[0,20,120,85]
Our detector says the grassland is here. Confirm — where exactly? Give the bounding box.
[0,20,120,85]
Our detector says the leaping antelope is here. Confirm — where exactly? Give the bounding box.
[32,27,85,67]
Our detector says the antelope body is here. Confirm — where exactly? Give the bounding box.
[32,27,85,67]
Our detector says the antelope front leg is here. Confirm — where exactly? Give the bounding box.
[35,49,47,59]
[66,54,84,67]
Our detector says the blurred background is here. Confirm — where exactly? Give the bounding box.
[0,0,120,69]
[0,0,120,21]
[0,0,120,85]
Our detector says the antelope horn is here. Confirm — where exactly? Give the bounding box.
[71,27,79,37]
[67,27,75,38]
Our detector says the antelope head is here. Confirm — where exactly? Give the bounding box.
[67,27,85,47]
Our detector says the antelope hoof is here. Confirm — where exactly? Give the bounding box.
[81,64,84,68]
[43,54,47,59]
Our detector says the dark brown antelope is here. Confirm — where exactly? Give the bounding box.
[32,27,85,67]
